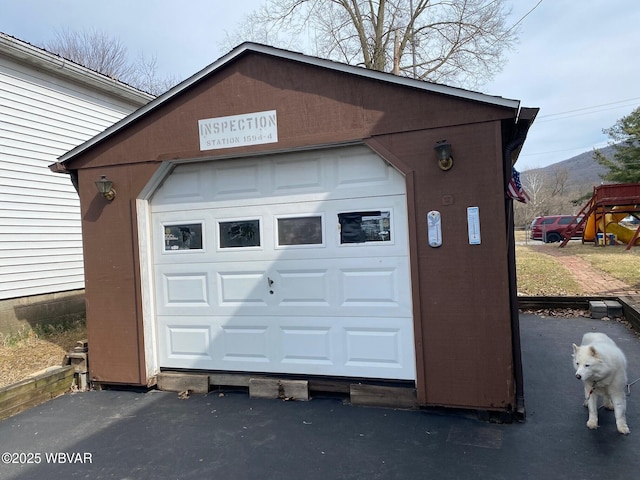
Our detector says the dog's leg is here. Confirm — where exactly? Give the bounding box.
[610,392,630,434]
[603,393,614,410]
[586,389,599,429]
[583,385,591,407]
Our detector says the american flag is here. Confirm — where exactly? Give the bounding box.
[507,167,530,203]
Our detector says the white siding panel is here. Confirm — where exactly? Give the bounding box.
[0,191,79,208]
[0,248,83,259]
[1,216,80,228]
[3,151,65,169]
[0,253,84,267]
[0,167,74,190]
[0,54,148,300]
[0,124,81,152]
[0,181,79,199]
[0,235,83,248]
[0,201,79,215]
[0,276,86,300]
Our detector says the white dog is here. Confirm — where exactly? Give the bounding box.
[572,332,630,434]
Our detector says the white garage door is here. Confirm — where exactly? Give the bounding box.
[150,146,415,380]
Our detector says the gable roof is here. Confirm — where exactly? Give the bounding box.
[0,32,154,105]
[56,42,521,165]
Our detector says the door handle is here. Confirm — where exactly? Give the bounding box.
[268,277,274,294]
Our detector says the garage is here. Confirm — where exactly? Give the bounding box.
[151,146,415,380]
[52,42,538,414]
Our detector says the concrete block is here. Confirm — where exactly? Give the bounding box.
[589,301,608,319]
[604,300,623,317]
[66,352,88,374]
[76,372,89,391]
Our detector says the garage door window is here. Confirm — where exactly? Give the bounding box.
[163,223,203,251]
[338,211,391,244]
[219,219,261,248]
[277,215,323,247]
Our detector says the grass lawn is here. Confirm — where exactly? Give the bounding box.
[515,232,640,295]
[515,245,583,296]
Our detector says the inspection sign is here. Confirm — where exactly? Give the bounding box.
[198,110,278,150]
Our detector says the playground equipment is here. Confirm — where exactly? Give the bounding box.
[559,183,640,250]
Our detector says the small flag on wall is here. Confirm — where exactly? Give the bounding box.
[507,167,530,203]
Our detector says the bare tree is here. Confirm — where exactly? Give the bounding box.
[513,168,545,227]
[43,28,178,95]
[222,0,519,88]
[514,166,587,229]
[44,28,134,80]
[550,167,569,197]
[522,168,545,210]
[129,52,180,96]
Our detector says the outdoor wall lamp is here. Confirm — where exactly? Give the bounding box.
[434,140,453,171]
[95,175,116,201]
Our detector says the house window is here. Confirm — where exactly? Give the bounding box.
[277,215,323,246]
[164,223,203,251]
[219,219,261,248]
[338,211,391,244]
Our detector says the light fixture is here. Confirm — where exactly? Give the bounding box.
[434,140,453,171]
[95,175,116,201]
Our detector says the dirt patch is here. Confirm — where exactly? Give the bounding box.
[0,324,86,389]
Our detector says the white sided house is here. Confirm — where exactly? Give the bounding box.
[0,32,153,333]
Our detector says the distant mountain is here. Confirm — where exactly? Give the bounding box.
[521,145,616,191]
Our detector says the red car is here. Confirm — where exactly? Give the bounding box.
[529,215,584,243]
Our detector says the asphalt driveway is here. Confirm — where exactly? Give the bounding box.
[1,313,640,480]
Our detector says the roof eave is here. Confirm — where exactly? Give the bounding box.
[0,32,154,106]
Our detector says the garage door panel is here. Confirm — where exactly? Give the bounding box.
[275,268,330,306]
[156,261,411,317]
[152,146,415,380]
[340,267,400,307]
[220,324,270,364]
[280,326,333,365]
[274,258,410,315]
[274,156,324,193]
[214,163,262,198]
[151,147,406,213]
[153,165,206,204]
[215,260,410,317]
[345,327,403,368]
[217,270,270,307]
[162,273,209,305]
[152,196,411,264]
[162,324,212,365]
[335,150,394,189]
[158,315,414,379]
[156,268,214,315]
[337,258,411,315]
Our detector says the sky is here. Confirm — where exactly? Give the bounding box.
[2,0,639,170]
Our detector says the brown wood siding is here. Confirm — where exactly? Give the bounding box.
[64,50,519,410]
[79,163,158,384]
[369,122,514,410]
[64,54,513,170]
